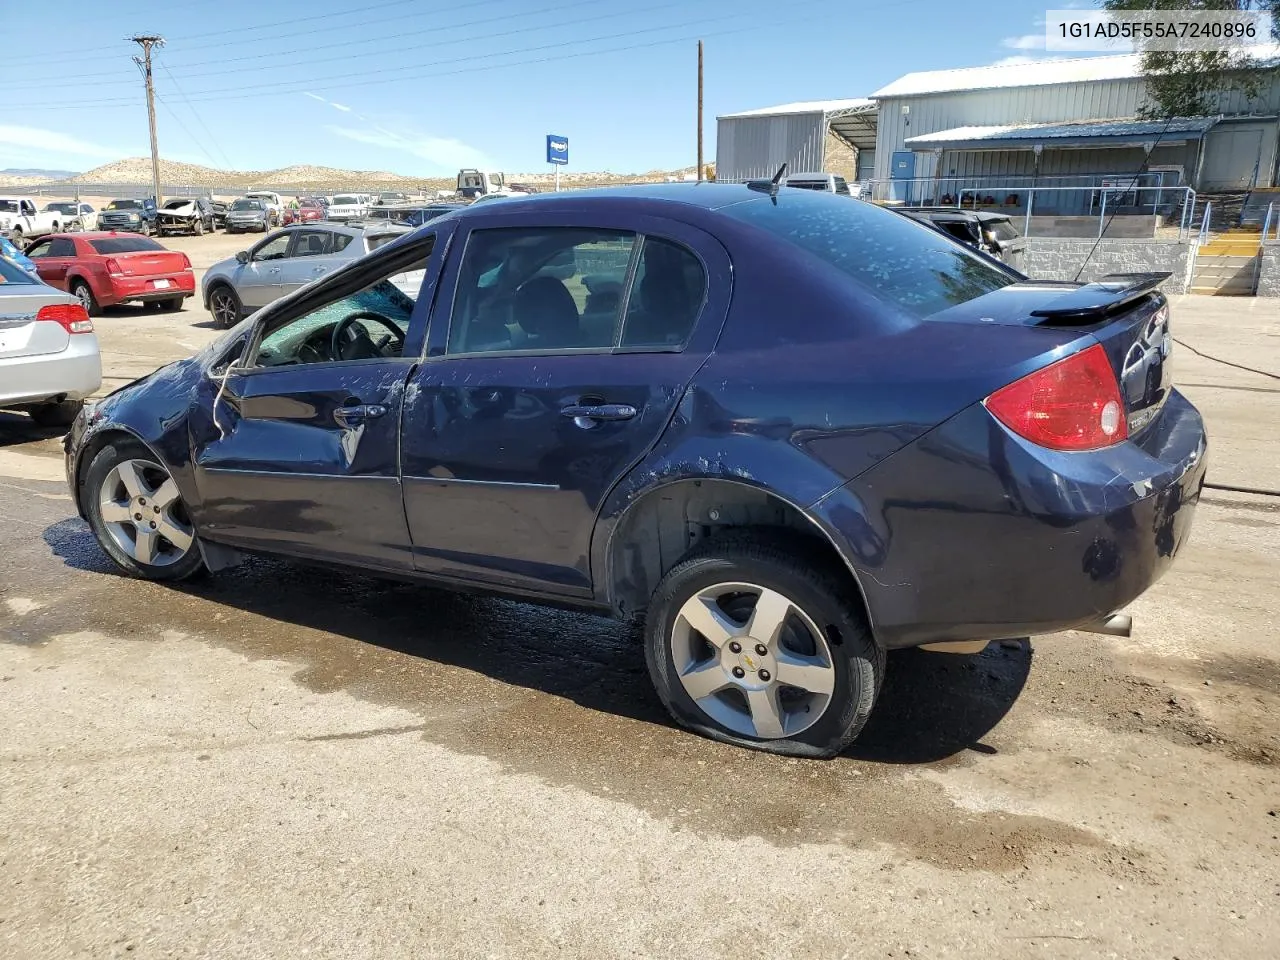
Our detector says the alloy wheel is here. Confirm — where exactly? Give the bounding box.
[669,582,836,739]
[211,289,238,328]
[97,458,195,567]
[74,284,93,313]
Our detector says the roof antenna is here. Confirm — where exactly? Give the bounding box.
[1071,113,1180,283]
[770,162,788,198]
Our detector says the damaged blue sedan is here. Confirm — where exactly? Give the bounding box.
[64,185,1206,757]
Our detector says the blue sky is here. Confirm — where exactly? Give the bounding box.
[4,0,1075,175]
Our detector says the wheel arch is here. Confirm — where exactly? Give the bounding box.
[597,476,877,643]
[71,425,155,520]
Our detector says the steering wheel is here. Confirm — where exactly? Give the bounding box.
[329,311,405,362]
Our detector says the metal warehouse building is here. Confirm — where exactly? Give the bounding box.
[869,46,1280,209]
[714,99,878,183]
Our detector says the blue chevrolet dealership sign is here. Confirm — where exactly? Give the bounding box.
[546,135,569,165]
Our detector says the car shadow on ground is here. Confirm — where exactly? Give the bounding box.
[43,517,1030,765]
[0,411,66,447]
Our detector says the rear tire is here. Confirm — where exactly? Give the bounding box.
[644,534,883,758]
[71,280,100,317]
[83,440,205,582]
[29,398,83,428]
[194,218,205,236]
[160,296,183,312]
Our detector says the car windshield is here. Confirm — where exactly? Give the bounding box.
[723,190,1016,319]
[45,203,77,214]
[106,200,142,210]
[0,257,37,284]
[162,199,191,209]
[332,195,359,204]
[231,199,263,211]
[90,237,164,254]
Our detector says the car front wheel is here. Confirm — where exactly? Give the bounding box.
[83,442,204,581]
[208,285,241,329]
[644,536,883,758]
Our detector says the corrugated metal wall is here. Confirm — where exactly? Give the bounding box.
[876,73,1280,188]
[715,113,827,182]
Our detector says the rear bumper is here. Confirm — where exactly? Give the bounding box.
[0,336,102,407]
[815,389,1207,649]
[102,271,196,306]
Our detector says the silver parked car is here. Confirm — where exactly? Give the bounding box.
[0,258,102,426]
[223,198,272,234]
[201,222,414,328]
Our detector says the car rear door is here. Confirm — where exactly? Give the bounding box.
[399,209,730,597]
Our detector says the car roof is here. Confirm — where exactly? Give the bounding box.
[454,182,779,214]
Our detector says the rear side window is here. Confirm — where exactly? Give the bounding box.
[447,227,636,355]
[988,220,1020,242]
[621,238,705,348]
[333,233,355,253]
[90,237,164,254]
[724,190,1014,318]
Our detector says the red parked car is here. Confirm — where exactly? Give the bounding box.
[24,232,195,315]
[282,200,325,226]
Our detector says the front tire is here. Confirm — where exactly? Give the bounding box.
[83,441,204,581]
[194,218,205,236]
[209,284,241,329]
[160,296,184,312]
[644,536,883,758]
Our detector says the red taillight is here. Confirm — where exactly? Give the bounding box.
[36,303,94,334]
[104,258,123,276]
[984,343,1127,451]
[180,253,191,269]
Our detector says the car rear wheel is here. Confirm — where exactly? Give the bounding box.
[194,217,205,236]
[71,281,100,317]
[29,398,83,428]
[209,285,241,329]
[644,536,883,758]
[84,441,204,581]
[160,296,184,312]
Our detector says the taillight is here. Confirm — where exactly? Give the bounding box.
[36,303,94,334]
[984,343,1127,451]
[104,258,123,276]
[180,253,191,269]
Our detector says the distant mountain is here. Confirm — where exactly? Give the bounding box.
[1,167,79,179]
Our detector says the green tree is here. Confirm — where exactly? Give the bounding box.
[1101,0,1280,116]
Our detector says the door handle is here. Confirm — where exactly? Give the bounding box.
[311,266,328,273]
[561,402,637,426]
[333,403,388,426]
[268,267,282,274]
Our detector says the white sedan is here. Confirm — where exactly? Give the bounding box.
[0,258,101,427]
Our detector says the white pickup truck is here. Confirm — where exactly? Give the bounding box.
[0,196,67,248]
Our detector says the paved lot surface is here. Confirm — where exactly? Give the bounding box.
[1,237,1278,959]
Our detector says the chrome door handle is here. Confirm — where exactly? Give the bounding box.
[333,403,388,425]
[561,403,637,425]
[312,266,327,273]
[268,267,281,274]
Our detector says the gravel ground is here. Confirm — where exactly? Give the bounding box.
[1,237,1277,959]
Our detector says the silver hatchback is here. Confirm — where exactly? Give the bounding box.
[0,258,102,427]
[200,222,412,328]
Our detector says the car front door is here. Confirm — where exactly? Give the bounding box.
[188,229,448,570]
[400,212,729,597]
[235,230,293,309]
[278,227,340,295]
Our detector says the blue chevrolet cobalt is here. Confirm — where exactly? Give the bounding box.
[64,185,1206,757]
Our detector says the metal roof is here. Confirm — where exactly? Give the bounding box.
[904,116,1221,150]
[717,98,879,151]
[872,45,1280,98]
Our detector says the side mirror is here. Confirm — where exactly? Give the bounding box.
[235,250,250,264]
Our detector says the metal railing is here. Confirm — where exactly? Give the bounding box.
[1198,201,1214,245]
[860,171,1183,207]
[1262,201,1277,241]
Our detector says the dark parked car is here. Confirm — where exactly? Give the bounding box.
[156,197,216,237]
[63,186,1205,757]
[210,201,229,230]
[904,208,1026,270]
[97,198,158,235]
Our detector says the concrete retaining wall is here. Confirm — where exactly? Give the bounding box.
[1022,238,1193,294]
[1258,241,1280,298]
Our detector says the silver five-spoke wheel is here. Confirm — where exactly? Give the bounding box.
[97,459,195,567]
[670,582,836,740]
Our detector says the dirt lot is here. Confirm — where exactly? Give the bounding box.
[1,234,1277,959]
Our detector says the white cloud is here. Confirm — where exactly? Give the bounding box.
[1002,33,1046,51]
[0,124,122,159]
[330,102,352,113]
[303,92,327,103]
[304,92,353,113]
[324,124,492,172]
[990,55,1069,67]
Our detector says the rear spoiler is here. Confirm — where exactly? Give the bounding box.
[1027,272,1171,321]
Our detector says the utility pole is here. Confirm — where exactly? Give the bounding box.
[130,35,165,206]
[696,41,704,182]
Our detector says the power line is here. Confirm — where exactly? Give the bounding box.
[24,8,764,107]
[10,0,622,91]
[154,93,223,171]
[160,62,236,170]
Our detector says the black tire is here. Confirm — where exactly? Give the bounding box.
[71,280,100,317]
[208,284,242,329]
[82,440,205,582]
[29,398,83,428]
[160,296,184,312]
[194,218,205,236]
[644,534,884,758]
